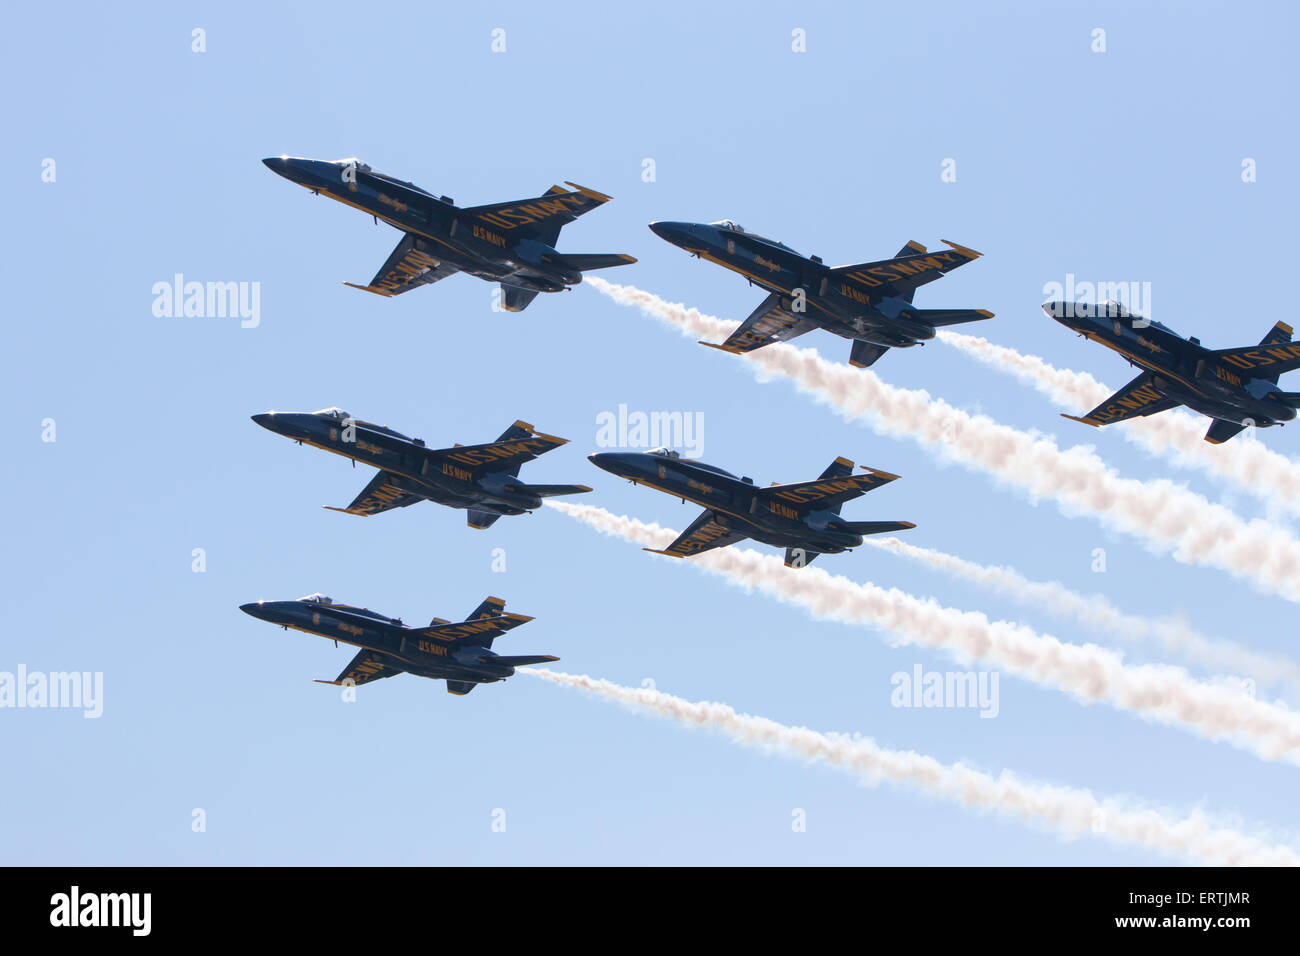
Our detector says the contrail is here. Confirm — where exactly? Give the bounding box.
[549,501,1300,766]
[586,278,1300,603]
[863,535,1300,701]
[937,329,1300,517]
[528,668,1300,866]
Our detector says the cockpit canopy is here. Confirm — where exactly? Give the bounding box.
[313,407,351,420]
[709,219,796,253]
[299,593,333,604]
[648,447,681,459]
[335,157,371,172]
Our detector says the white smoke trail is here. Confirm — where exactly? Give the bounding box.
[862,535,1300,701]
[937,329,1300,517]
[585,278,1300,603]
[549,501,1300,766]
[527,668,1300,866]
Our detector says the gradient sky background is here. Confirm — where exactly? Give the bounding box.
[5,1,1298,865]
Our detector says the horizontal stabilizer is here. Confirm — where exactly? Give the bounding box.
[906,307,994,327]
[840,520,917,536]
[523,483,593,498]
[446,680,477,696]
[481,655,559,667]
[557,252,637,272]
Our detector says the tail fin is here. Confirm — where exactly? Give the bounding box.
[465,596,507,622]
[1260,321,1293,348]
[785,547,820,568]
[894,241,927,302]
[446,680,477,696]
[1256,321,1294,384]
[1205,420,1248,445]
[558,253,638,272]
[849,340,890,368]
[818,457,854,515]
[501,286,540,312]
[494,421,535,478]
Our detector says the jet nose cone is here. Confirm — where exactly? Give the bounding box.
[648,221,690,244]
[239,602,268,619]
[1042,301,1070,320]
[251,412,274,428]
[588,451,640,478]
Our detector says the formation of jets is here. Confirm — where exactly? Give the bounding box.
[247,154,1297,695]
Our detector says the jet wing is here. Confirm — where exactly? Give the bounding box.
[1208,341,1300,379]
[344,234,460,297]
[1062,371,1181,427]
[324,470,423,517]
[414,612,535,646]
[756,469,900,516]
[644,509,750,559]
[460,183,614,241]
[422,425,568,480]
[701,292,819,355]
[830,240,982,300]
[314,649,405,687]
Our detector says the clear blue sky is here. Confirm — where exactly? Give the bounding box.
[4,1,1297,865]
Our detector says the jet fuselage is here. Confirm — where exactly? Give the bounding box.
[650,220,950,349]
[263,156,579,293]
[253,411,547,515]
[1043,302,1298,428]
[238,598,518,684]
[588,450,866,553]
